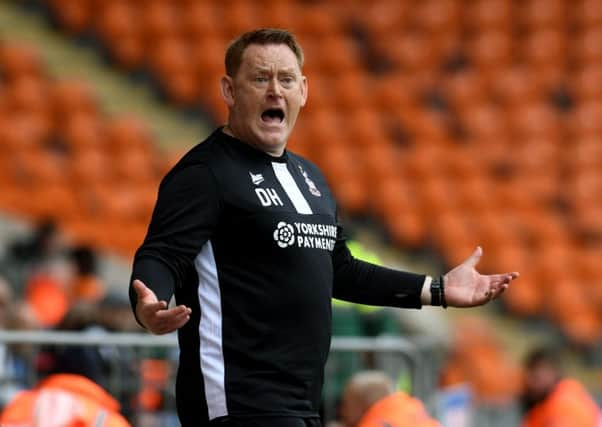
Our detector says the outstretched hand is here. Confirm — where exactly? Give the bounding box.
[444,247,519,308]
[133,279,191,335]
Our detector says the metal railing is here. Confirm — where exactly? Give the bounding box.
[0,331,444,425]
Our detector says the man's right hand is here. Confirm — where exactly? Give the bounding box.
[133,279,191,335]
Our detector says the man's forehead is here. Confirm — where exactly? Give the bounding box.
[241,43,301,70]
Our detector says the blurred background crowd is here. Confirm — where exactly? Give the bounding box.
[0,0,601,425]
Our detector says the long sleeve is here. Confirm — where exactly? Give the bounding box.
[129,163,221,317]
[331,223,425,309]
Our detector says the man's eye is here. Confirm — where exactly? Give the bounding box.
[281,77,294,84]
[255,77,268,83]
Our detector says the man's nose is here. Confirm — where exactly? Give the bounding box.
[267,77,282,97]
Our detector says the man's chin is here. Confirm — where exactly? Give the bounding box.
[255,129,289,152]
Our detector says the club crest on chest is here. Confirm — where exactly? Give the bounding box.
[298,165,321,197]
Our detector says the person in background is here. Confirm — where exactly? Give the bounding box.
[68,245,106,304]
[0,277,40,409]
[37,303,107,388]
[521,347,601,427]
[0,373,131,427]
[1,219,63,290]
[330,371,440,427]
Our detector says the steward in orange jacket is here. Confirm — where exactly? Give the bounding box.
[358,391,441,427]
[522,347,601,427]
[339,371,440,427]
[0,373,131,427]
[522,379,601,427]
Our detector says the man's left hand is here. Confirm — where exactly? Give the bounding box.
[444,246,519,307]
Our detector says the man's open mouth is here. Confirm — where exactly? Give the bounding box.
[261,108,285,124]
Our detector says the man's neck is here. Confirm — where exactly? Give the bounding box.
[222,124,285,157]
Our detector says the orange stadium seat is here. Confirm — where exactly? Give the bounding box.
[492,66,542,107]
[0,111,47,152]
[569,101,602,137]
[571,65,602,102]
[522,29,567,73]
[29,184,81,222]
[385,211,427,249]
[181,2,222,41]
[48,0,92,34]
[112,146,160,184]
[70,149,112,188]
[314,35,361,76]
[361,140,400,185]
[469,30,513,75]
[511,103,561,139]
[291,5,337,38]
[467,0,513,32]
[502,272,542,316]
[14,149,66,186]
[454,174,492,214]
[149,36,190,82]
[149,37,202,105]
[191,35,227,76]
[257,0,297,29]
[369,74,415,114]
[5,75,50,115]
[105,116,153,153]
[384,32,438,74]
[371,176,414,219]
[520,0,567,30]
[461,103,509,140]
[396,107,448,142]
[140,0,180,45]
[444,71,487,113]
[560,308,602,347]
[0,43,45,81]
[415,0,460,35]
[61,112,105,153]
[573,0,602,27]
[355,0,407,40]
[344,107,389,147]
[222,0,259,40]
[568,136,602,172]
[95,0,145,70]
[572,27,602,66]
[51,80,100,124]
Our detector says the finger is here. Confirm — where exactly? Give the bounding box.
[158,314,191,335]
[155,305,191,320]
[463,246,483,268]
[486,273,520,285]
[154,308,191,334]
[491,283,509,299]
[133,279,155,299]
[490,276,512,287]
[140,300,168,314]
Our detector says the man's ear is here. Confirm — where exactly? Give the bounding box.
[220,75,235,107]
[300,75,308,107]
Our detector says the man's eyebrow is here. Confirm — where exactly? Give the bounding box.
[250,66,298,73]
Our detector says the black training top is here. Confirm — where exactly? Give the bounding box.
[130,128,426,426]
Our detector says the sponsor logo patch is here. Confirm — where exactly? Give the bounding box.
[272,221,336,251]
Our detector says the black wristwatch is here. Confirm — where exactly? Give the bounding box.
[430,275,447,308]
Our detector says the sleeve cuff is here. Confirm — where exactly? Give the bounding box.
[420,275,433,305]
